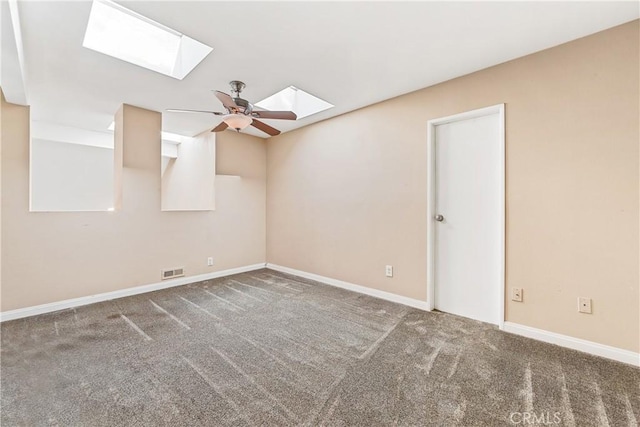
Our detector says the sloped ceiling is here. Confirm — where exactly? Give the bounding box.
[10,1,640,138]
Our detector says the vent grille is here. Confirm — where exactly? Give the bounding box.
[162,267,185,280]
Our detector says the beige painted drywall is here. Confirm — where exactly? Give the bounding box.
[0,100,266,311]
[266,21,640,352]
[0,93,3,311]
[30,139,114,211]
[161,133,216,211]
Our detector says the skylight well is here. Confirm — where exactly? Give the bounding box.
[83,0,212,80]
[107,121,183,143]
[256,86,333,120]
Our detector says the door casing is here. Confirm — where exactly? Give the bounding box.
[426,104,505,329]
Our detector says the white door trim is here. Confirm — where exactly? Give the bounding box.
[426,104,505,328]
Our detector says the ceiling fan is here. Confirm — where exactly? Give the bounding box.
[167,81,297,136]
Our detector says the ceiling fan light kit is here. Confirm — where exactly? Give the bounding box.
[167,81,297,136]
[222,113,253,131]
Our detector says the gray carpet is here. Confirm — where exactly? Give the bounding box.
[1,269,638,426]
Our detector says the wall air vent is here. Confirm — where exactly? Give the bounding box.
[162,267,185,280]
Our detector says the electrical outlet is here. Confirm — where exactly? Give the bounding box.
[385,265,393,277]
[578,297,592,314]
[511,287,523,302]
[207,257,214,266]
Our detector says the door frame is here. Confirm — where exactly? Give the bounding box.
[426,103,505,328]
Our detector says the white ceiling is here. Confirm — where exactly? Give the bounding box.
[10,1,640,138]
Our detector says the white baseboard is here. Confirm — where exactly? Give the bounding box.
[266,263,430,311]
[502,321,640,367]
[266,264,639,367]
[0,263,266,322]
[5,262,636,367]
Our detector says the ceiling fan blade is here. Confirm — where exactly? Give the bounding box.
[166,108,224,115]
[252,110,297,120]
[213,91,238,110]
[211,122,229,132]
[251,119,280,136]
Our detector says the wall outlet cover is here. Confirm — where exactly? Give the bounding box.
[578,297,592,314]
[385,265,393,277]
[511,287,523,302]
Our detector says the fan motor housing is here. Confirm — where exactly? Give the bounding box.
[233,97,252,114]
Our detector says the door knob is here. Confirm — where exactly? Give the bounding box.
[435,214,445,222]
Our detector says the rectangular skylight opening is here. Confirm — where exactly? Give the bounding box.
[255,86,333,120]
[83,0,212,80]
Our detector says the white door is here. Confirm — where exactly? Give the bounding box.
[429,106,504,325]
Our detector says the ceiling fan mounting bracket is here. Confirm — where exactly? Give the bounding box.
[229,80,246,97]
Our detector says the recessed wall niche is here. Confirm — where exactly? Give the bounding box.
[161,131,215,211]
[30,122,114,212]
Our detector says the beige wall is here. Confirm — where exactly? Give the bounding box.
[0,22,637,353]
[0,93,3,311]
[161,133,216,211]
[266,21,639,352]
[0,100,266,311]
[30,139,114,211]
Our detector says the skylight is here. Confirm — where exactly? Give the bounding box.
[255,86,333,120]
[83,0,212,80]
